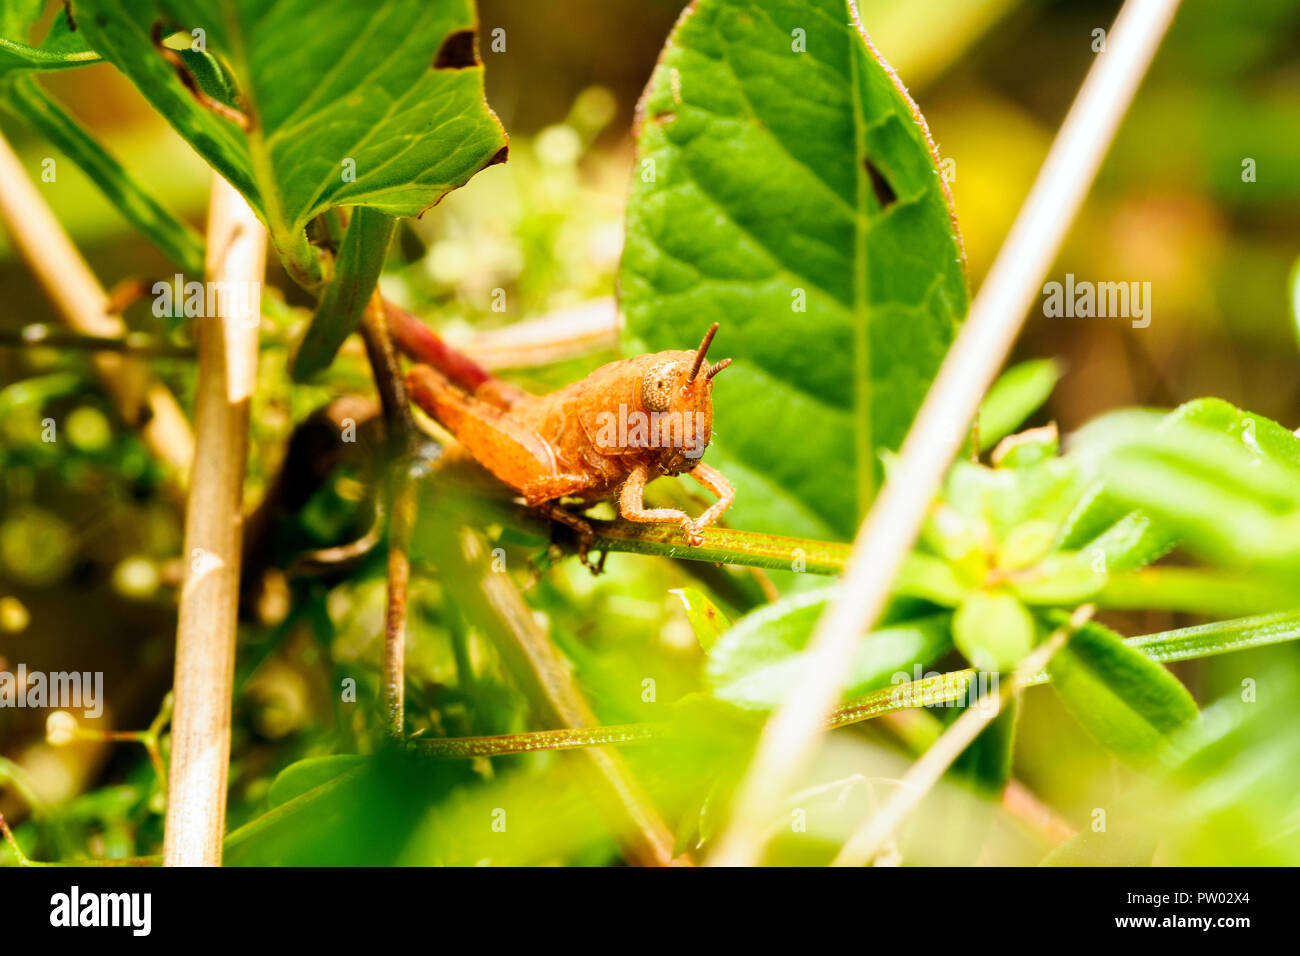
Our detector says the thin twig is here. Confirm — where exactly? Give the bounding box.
[358,293,423,738]
[162,175,266,867]
[707,0,1183,867]
[830,606,1093,867]
[0,129,194,485]
[0,324,197,357]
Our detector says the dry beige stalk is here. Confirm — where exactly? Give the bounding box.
[163,175,265,867]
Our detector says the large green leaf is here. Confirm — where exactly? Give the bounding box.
[620,0,967,539]
[1047,618,1198,767]
[705,587,951,710]
[73,0,507,285]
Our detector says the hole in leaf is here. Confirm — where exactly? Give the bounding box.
[434,30,479,69]
[864,159,897,209]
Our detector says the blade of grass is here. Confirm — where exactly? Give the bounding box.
[5,75,205,276]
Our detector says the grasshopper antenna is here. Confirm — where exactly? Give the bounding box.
[689,323,720,381]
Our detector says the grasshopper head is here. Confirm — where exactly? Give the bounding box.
[637,323,732,475]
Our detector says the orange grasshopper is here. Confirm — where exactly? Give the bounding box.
[392,307,735,570]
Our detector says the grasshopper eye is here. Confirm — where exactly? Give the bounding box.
[641,360,679,412]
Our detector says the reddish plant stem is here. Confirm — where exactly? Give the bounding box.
[358,295,422,738]
[387,299,492,392]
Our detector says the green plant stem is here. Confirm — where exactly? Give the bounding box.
[590,519,848,573]
[415,723,665,758]
[514,506,849,575]
[0,811,39,866]
[5,76,205,276]
[291,208,394,379]
[0,323,197,357]
[413,607,1300,759]
[1,807,159,865]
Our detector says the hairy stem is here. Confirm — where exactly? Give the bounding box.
[518,507,848,575]
[416,723,666,758]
